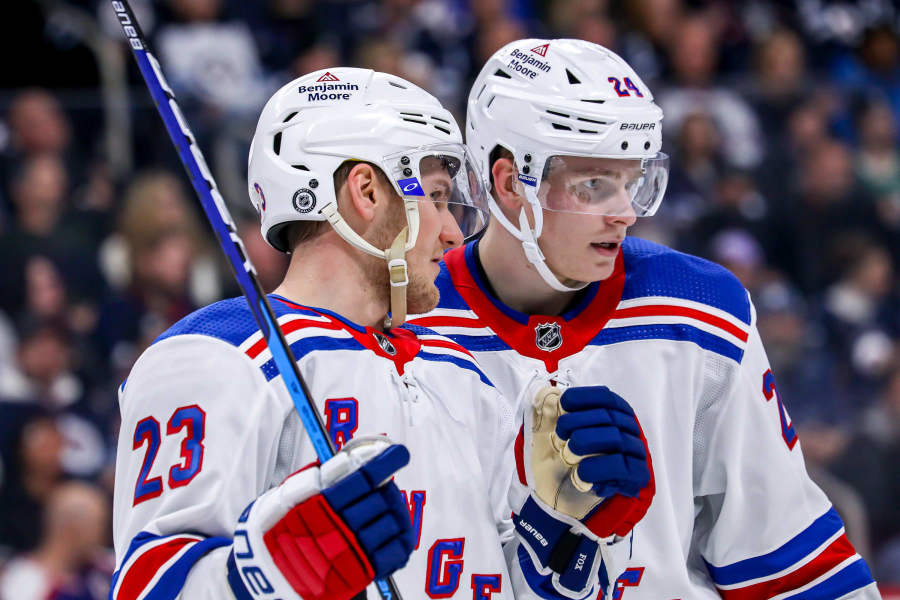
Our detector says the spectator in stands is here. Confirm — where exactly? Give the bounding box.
[745,28,810,156]
[1,90,73,199]
[657,11,763,169]
[0,407,63,557]
[830,24,900,124]
[853,96,900,252]
[0,481,113,600]
[768,139,880,294]
[96,171,215,374]
[0,154,105,318]
[822,233,898,395]
[689,169,770,259]
[859,357,900,553]
[155,0,268,118]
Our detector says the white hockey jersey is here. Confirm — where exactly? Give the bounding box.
[409,238,881,600]
[110,294,584,600]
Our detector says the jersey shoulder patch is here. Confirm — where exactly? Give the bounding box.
[622,237,750,325]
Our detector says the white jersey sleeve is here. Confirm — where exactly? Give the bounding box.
[111,333,293,600]
[693,300,880,599]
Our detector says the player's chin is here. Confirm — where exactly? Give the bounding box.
[406,280,440,316]
[574,259,616,283]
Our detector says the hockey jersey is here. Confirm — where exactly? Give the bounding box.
[409,238,881,599]
[110,294,591,600]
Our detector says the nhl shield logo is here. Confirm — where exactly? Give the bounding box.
[534,322,562,352]
[373,331,397,356]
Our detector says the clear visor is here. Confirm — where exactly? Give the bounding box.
[534,153,669,217]
[385,144,490,240]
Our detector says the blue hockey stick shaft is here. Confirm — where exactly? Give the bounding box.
[110,3,401,598]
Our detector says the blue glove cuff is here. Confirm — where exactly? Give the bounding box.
[514,495,602,596]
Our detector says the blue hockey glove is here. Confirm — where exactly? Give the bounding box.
[228,436,415,600]
[511,385,655,598]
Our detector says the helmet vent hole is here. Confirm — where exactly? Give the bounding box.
[291,164,309,171]
[551,123,572,131]
[566,69,581,84]
[273,132,282,155]
[400,111,423,117]
[546,110,570,118]
[578,129,598,134]
[433,125,451,135]
[283,112,298,123]
[487,96,496,108]
[476,84,487,100]
[389,80,407,89]
[430,115,450,124]
[581,98,605,104]
[402,117,428,126]
[577,116,607,125]
[493,69,512,79]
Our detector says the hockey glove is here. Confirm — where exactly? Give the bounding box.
[551,385,655,538]
[228,436,415,600]
[510,385,654,598]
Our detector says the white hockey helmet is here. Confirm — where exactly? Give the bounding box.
[249,67,490,325]
[467,39,668,291]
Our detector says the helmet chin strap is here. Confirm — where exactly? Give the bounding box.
[320,197,420,329]
[516,208,589,292]
[487,181,588,293]
[385,226,410,329]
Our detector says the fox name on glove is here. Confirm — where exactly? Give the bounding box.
[228,436,415,600]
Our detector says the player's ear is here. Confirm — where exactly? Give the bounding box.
[491,157,526,215]
[345,163,380,223]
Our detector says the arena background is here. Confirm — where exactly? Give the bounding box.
[0,0,898,596]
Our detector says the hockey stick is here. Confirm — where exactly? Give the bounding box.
[109,3,401,599]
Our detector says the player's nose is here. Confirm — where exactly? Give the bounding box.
[439,210,464,248]
[604,189,637,227]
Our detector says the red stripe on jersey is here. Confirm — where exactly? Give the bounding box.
[116,537,196,600]
[612,305,749,342]
[245,318,343,359]
[718,533,857,600]
[419,339,475,358]
[407,316,485,329]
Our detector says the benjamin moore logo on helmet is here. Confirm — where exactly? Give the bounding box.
[508,48,551,80]
[299,72,359,102]
[531,43,549,57]
[396,177,425,197]
[292,188,317,213]
[620,123,656,131]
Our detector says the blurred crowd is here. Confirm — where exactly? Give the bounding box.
[1,0,900,596]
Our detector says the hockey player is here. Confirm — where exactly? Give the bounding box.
[409,40,882,598]
[110,67,653,600]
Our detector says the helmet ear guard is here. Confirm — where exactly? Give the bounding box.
[467,39,669,291]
